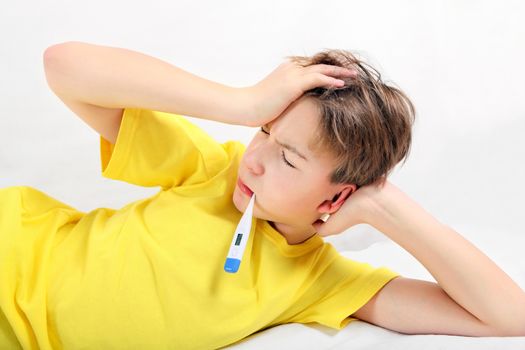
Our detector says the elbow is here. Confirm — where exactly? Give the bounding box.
[43,41,82,94]
[43,41,77,70]
[43,45,62,93]
[43,41,89,68]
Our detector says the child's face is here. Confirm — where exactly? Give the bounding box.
[233,96,348,230]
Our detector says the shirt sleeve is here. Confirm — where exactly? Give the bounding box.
[99,108,232,190]
[285,254,401,330]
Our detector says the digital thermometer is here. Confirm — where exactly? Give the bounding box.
[224,193,255,273]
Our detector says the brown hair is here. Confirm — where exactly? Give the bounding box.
[287,49,416,188]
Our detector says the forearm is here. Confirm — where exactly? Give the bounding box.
[366,182,525,331]
[43,41,251,125]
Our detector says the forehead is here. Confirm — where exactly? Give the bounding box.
[268,96,334,165]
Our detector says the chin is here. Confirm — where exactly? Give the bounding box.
[232,187,255,214]
[232,191,243,212]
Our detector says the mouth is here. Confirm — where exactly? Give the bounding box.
[237,178,254,197]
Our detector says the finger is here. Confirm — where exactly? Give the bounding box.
[304,64,357,78]
[302,73,345,91]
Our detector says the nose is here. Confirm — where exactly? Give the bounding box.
[244,143,265,176]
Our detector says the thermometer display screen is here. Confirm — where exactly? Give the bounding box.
[235,233,243,246]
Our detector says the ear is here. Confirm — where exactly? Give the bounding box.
[316,184,357,215]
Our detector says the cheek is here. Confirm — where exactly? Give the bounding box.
[266,173,311,207]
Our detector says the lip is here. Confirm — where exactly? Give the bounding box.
[237,178,254,197]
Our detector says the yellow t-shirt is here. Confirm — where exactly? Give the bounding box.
[0,108,400,350]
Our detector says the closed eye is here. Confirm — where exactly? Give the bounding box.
[259,127,296,168]
[280,150,295,168]
[259,126,270,135]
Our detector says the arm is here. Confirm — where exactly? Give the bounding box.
[352,276,502,336]
[358,182,525,335]
[43,41,250,126]
[43,41,355,129]
[313,179,525,335]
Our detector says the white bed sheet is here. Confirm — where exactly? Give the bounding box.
[225,223,525,349]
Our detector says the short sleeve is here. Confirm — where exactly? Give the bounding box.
[285,255,401,330]
[100,108,231,190]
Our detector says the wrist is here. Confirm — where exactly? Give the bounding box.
[362,180,403,228]
[364,181,435,240]
[231,87,257,127]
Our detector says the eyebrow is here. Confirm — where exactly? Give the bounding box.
[264,123,309,161]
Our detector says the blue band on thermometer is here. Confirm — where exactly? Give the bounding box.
[224,193,256,273]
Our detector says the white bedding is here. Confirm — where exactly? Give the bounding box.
[225,223,525,349]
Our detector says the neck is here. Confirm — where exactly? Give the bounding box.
[269,221,317,245]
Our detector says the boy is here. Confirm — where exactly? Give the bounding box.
[0,41,524,350]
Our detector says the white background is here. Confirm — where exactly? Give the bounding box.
[1,1,524,269]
